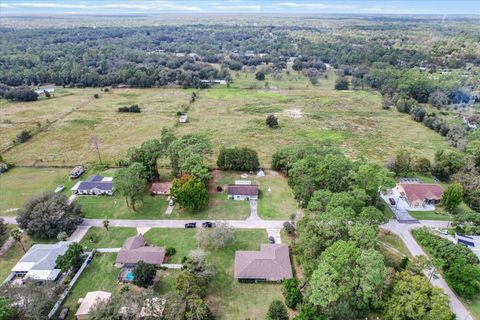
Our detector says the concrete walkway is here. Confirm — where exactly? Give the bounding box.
[67,226,91,242]
[266,229,282,243]
[161,263,182,269]
[96,248,121,253]
[165,204,174,215]
[380,220,473,320]
[246,200,260,221]
[67,194,77,205]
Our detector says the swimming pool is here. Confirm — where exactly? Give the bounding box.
[124,271,134,281]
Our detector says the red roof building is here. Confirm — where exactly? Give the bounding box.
[397,183,444,208]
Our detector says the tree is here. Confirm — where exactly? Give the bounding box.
[349,163,395,205]
[114,162,147,211]
[56,231,68,241]
[415,157,431,174]
[265,299,289,320]
[14,130,32,144]
[282,278,302,309]
[266,114,279,128]
[392,149,413,176]
[445,259,480,298]
[4,87,38,101]
[0,218,6,240]
[168,134,211,178]
[334,76,349,90]
[127,139,163,181]
[384,271,454,320]
[56,242,85,271]
[283,221,295,234]
[185,295,214,320]
[3,281,59,320]
[133,261,156,288]
[176,271,207,299]
[429,90,449,107]
[433,149,466,180]
[442,183,463,213]
[0,296,18,320]
[255,71,265,80]
[89,136,102,164]
[182,249,216,283]
[171,174,209,212]
[216,147,260,171]
[453,211,480,235]
[208,221,235,249]
[10,229,26,253]
[307,241,386,319]
[17,192,83,239]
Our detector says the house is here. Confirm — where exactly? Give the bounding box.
[200,79,227,85]
[227,183,259,200]
[179,115,188,123]
[71,175,114,196]
[149,181,172,196]
[396,183,444,208]
[234,244,293,282]
[11,241,71,281]
[116,235,166,267]
[75,291,112,320]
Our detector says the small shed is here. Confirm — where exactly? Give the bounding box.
[150,181,172,196]
[179,115,188,123]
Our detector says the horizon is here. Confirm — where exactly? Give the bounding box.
[1,0,479,16]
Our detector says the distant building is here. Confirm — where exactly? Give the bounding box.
[149,181,172,196]
[200,79,227,85]
[35,88,55,95]
[71,176,114,196]
[227,183,259,201]
[396,183,444,208]
[234,244,293,282]
[179,115,188,123]
[75,291,112,320]
[11,241,71,281]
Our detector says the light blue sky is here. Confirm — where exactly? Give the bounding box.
[1,0,479,15]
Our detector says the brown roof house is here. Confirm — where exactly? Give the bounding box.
[396,183,444,208]
[234,244,293,282]
[227,181,259,201]
[149,181,172,196]
[75,291,112,320]
[116,235,166,267]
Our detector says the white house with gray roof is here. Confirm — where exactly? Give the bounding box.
[11,241,71,281]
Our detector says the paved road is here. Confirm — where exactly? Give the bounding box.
[381,220,473,320]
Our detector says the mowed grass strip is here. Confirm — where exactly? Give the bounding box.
[80,227,137,251]
[143,228,198,264]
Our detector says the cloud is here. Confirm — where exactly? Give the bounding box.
[0,1,203,12]
[272,2,356,10]
[212,5,262,11]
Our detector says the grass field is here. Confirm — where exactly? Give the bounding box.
[80,227,137,251]
[1,71,449,167]
[143,228,198,264]
[408,210,451,221]
[378,229,412,268]
[0,167,69,213]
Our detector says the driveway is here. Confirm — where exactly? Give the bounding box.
[380,193,418,223]
[381,220,473,320]
[67,226,91,242]
[247,199,260,221]
[266,229,282,243]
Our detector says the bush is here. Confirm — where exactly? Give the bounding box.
[255,71,265,80]
[445,259,480,298]
[118,104,141,113]
[4,87,38,101]
[166,247,176,256]
[14,130,32,144]
[282,278,302,309]
[266,114,279,128]
[93,93,99,99]
[334,77,349,90]
[283,221,295,234]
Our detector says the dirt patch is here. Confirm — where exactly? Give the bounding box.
[284,109,304,118]
[209,169,222,194]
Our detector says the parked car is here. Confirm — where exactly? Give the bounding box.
[185,222,196,228]
[54,185,65,193]
[202,222,214,228]
[57,307,69,320]
[169,198,175,206]
[268,236,275,244]
[388,198,396,205]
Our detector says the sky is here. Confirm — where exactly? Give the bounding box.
[0,0,479,15]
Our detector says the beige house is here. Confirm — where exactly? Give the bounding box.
[75,291,111,320]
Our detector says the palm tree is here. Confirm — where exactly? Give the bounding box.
[10,229,26,253]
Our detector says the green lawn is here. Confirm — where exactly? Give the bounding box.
[0,167,69,213]
[76,194,169,219]
[378,229,412,269]
[143,228,198,263]
[80,227,137,251]
[408,210,451,221]
[256,173,298,220]
[461,296,480,320]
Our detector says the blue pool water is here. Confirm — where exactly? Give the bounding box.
[124,271,134,281]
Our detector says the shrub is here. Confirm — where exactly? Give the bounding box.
[118,104,141,113]
[283,221,295,234]
[266,114,279,128]
[166,247,176,256]
[266,300,289,320]
[4,87,38,101]
[255,71,265,80]
[93,93,99,98]
[14,130,32,144]
[445,259,480,298]
[282,278,302,309]
[133,261,156,288]
[216,147,260,171]
[334,77,349,90]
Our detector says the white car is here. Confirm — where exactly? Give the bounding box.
[54,185,65,193]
